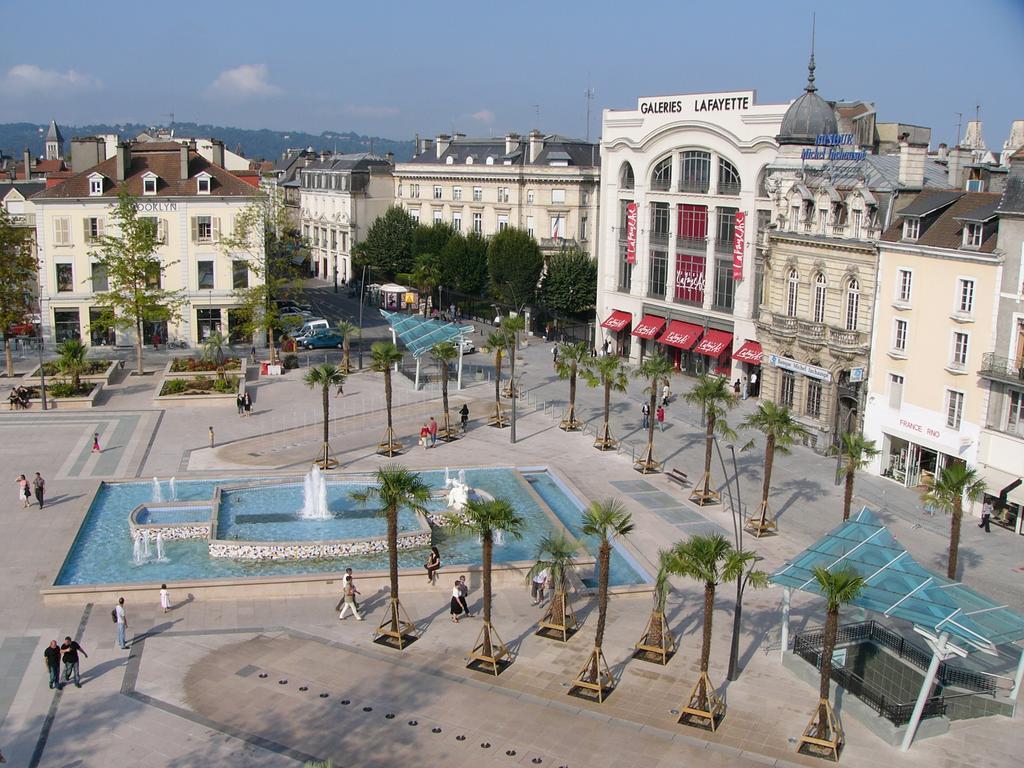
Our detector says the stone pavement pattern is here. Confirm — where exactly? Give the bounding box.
[0,285,1019,766]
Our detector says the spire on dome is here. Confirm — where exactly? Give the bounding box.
[805,14,817,94]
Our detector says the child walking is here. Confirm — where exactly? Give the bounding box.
[159,584,170,613]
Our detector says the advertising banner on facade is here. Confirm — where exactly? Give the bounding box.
[732,211,746,280]
[625,202,638,265]
[674,253,706,304]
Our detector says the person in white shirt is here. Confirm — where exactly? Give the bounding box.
[115,597,128,650]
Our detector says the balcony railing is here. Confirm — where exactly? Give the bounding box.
[676,237,706,252]
[829,327,865,350]
[772,315,799,336]
[650,179,671,192]
[679,179,710,194]
[649,233,670,248]
[979,353,1024,384]
[798,320,826,343]
[540,237,579,249]
[716,182,741,196]
[9,213,35,227]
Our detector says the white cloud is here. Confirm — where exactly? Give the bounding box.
[469,109,495,124]
[345,105,400,119]
[206,64,280,100]
[1,64,102,94]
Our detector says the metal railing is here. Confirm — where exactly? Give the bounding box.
[979,353,1024,383]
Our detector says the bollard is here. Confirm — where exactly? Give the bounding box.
[209,426,215,447]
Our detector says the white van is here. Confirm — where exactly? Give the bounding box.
[295,319,330,340]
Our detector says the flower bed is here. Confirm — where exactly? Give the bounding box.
[9,383,102,410]
[25,359,117,385]
[159,375,240,397]
[168,357,242,374]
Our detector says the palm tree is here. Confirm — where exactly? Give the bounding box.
[633,353,675,473]
[500,314,526,397]
[486,328,509,427]
[583,354,630,450]
[303,362,346,468]
[531,533,580,642]
[684,374,737,505]
[431,340,459,440]
[448,498,525,674]
[668,533,764,730]
[351,464,431,648]
[798,566,865,759]
[740,402,810,535]
[56,338,89,391]
[555,341,589,431]
[829,432,880,522]
[370,341,404,455]
[634,549,676,664]
[921,462,986,579]
[336,320,358,373]
[570,498,634,702]
[202,330,227,366]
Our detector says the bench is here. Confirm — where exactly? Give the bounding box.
[667,468,689,486]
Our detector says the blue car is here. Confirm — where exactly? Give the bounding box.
[301,330,345,349]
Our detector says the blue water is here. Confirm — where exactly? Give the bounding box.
[523,472,649,587]
[56,468,630,587]
[137,507,212,525]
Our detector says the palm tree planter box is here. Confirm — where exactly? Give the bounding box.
[25,359,117,386]
[19,382,103,410]
[155,375,244,402]
[161,358,247,380]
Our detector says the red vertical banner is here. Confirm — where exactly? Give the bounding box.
[625,202,638,264]
[732,211,746,280]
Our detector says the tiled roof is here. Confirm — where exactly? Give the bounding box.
[882,189,1001,252]
[302,153,390,173]
[34,145,257,200]
[895,189,964,217]
[407,134,599,168]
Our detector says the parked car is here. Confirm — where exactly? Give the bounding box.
[279,309,313,329]
[294,319,330,340]
[301,330,345,349]
[457,338,476,354]
[275,298,312,313]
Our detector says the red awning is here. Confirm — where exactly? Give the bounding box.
[600,310,631,332]
[694,329,733,357]
[631,315,666,339]
[732,340,763,364]
[658,321,702,350]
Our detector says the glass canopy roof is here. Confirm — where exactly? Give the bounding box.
[380,310,475,358]
[771,508,1024,653]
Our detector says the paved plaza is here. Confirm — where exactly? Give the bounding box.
[0,287,1020,767]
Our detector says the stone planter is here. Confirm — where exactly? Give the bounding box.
[25,360,117,386]
[154,374,245,403]
[162,357,246,380]
[16,382,103,410]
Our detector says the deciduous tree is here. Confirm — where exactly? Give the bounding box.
[439,231,488,296]
[540,246,597,316]
[487,227,543,305]
[0,208,36,376]
[351,206,416,279]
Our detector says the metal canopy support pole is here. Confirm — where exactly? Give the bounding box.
[780,587,792,662]
[1010,644,1024,700]
[456,343,464,391]
[900,631,948,752]
[414,357,421,391]
[390,329,398,373]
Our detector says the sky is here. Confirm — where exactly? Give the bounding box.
[1,0,1022,150]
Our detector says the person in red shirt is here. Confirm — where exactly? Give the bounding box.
[428,416,438,447]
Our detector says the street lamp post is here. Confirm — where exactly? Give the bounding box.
[357,264,367,370]
[35,316,47,411]
[333,259,338,294]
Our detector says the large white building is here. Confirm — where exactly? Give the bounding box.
[32,141,262,347]
[595,90,785,376]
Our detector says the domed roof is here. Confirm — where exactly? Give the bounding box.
[777,55,837,146]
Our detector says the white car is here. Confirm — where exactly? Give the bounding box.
[458,338,476,354]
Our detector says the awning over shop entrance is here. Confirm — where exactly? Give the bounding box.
[732,340,763,364]
[694,329,733,357]
[658,320,702,350]
[601,310,631,332]
[631,315,665,339]
[977,465,1024,506]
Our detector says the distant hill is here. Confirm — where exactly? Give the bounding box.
[0,121,416,163]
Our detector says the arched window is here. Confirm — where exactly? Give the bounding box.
[485,156,495,165]
[620,162,635,190]
[445,156,454,165]
[680,151,711,193]
[465,156,474,164]
[787,269,800,317]
[757,165,770,198]
[717,158,741,195]
[813,273,827,324]
[650,157,672,191]
[845,278,860,331]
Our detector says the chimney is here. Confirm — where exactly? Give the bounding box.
[963,120,986,151]
[71,137,104,173]
[115,142,130,182]
[528,129,544,163]
[505,132,520,155]
[420,137,434,156]
[898,141,927,189]
[22,148,31,179]
[385,151,394,165]
[179,143,190,180]
[946,147,971,190]
[937,143,948,160]
[211,139,225,168]
[435,134,450,159]
[453,132,465,142]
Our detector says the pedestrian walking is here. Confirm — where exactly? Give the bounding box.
[60,636,87,688]
[602,339,611,356]
[531,567,549,605]
[661,381,671,407]
[32,473,45,508]
[425,546,441,584]
[552,345,559,370]
[334,568,355,611]
[741,375,749,400]
[457,575,471,616]
[733,378,741,398]
[641,402,650,429]
[91,432,101,453]
[236,393,244,416]
[459,404,470,434]
[449,581,464,623]
[159,583,170,613]
[114,597,129,649]
[17,474,30,508]
[979,501,993,533]
[44,640,62,690]
[428,416,438,448]
[338,581,363,620]
[656,405,666,432]
[419,423,430,450]
[749,371,758,397]
[243,391,252,417]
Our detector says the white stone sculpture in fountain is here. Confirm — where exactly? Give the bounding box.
[445,478,472,512]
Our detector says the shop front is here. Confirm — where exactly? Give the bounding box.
[694,329,733,377]
[875,407,976,491]
[976,465,1024,536]
[657,320,703,373]
[600,310,632,357]
[733,340,762,397]
[632,314,666,361]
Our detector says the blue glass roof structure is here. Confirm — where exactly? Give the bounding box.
[380,311,475,359]
[771,508,1024,653]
